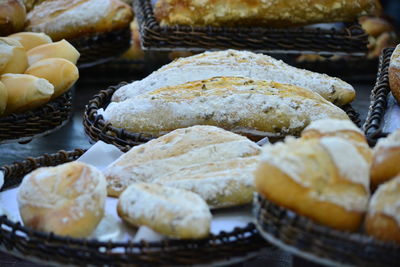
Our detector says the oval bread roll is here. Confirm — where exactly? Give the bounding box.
[27,39,80,66]
[0,37,28,75]
[8,32,52,51]
[0,81,7,115]
[255,136,370,232]
[26,58,79,99]
[117,183,212,239]
[365,175,400,243]
[1,73,54,115]
[0,0,26,35]
[18,161,107,237]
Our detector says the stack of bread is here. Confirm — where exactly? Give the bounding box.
[102,49,357,141]
[255,119,400,243]
[0,32,79,117]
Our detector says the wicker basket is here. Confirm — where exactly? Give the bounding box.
[83,82,361,152]
[0,90,72,144]
[363,48,394,145]
[0,149,267,266]
[253,194,400,267]
[134,0,369,55]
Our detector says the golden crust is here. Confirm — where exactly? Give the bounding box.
[370,147,400,190]
[365,212,400,243]
[26,0,133,41]
[389,45,400,104]
[155,0,377,27]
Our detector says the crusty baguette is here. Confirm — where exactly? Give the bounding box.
[113,50,355,106]
[104,76,349,139]
[8,32,52,51]
[155,0,377,27]
[389,44,400,104]
[26,0,133,41]
[0,37,28,75]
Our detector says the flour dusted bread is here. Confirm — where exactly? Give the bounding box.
[370,129,400,189]
[117,183,212,239]
[17,162,107,237]
[27,39,80,66]
[0,37,28,75]
[155,0,376,27]
[8,32,52,51]
[365,175,400,243]
[255,136,370,231]
[103,76,349,139]
[389,44,400,104]
[104,125,260,208]
[113,50,355,106]
[26,0,133,41]
[302,119,372,164]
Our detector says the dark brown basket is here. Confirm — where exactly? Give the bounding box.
[0,149,267,266]
[253,194,400,267]
[70,26,132,69]
[83,82,361,152]
[0,90,72,144]
[134,0,369,55]
[363,48,395,146]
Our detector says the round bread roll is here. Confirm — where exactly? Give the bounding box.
[255,136,370,232]
[26,58,79,99]
[1,73,54,115]
[365,175,400,243]
[359,16,393,37]
[0,37,28,75]
[18,161,107,237]
[0,81,7,115]
[27,39,80,66]
[0,0,26,35]
[370,129,400,190]
[117,183,212,239]
[389,44,400,104]
[8,32,52,51]
[302,119,373,164]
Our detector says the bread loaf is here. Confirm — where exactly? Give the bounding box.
[0,37,28,75]
[27,39,80,66]
[155,0,376,27]
[26,0,133,41]
[25,58,79,99]
[389,44,400,104]
[103,76,349,139]
[117,183,212,239]
[0,81,7,116]
[113,50,355,106]
[1,73,54,115]
[8,32,52,51]
[0,0,26,35]
[18,162,107,237]
[255,136,370,231]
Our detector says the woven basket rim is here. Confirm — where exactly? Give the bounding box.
[362,47,395,146]
[0,149,266,265]
[134,0,369,55]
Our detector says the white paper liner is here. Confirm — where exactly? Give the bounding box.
[0,141,253,242]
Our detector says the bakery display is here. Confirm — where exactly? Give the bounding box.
[370,129,400,189]
[103,76,349,139]
[17,161,107,237]
[0,0,26,35]
[365,175,400,243]
[0,37,28,75]
[8,32,52,51]
[104,125,260,208]
[389,44,400,104]
[255,136,370,231]
[113,50,355,106]
[117,183,212,239]
[26,0,133,41]
[26,39,80,65]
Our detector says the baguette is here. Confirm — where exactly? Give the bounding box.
[389,44,400,104]
[8,32,52,51]
[113,50,355,106]
[27,39,80,66]
[0,37,28,75]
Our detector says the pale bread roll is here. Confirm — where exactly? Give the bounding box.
[389,44,400,104]
[8,32,52,51]
[0,81,7,115]
[255,136,370,231]
[302,119,372,164]
[0,0,26,35]
[25,58,79,99]
[1,73,54,115]
[370,129,400,190]
[27,39,80,66]
[0,37,28,75]
[18,162,107,237]
[365,175,400,243]
[117,183,212,239]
